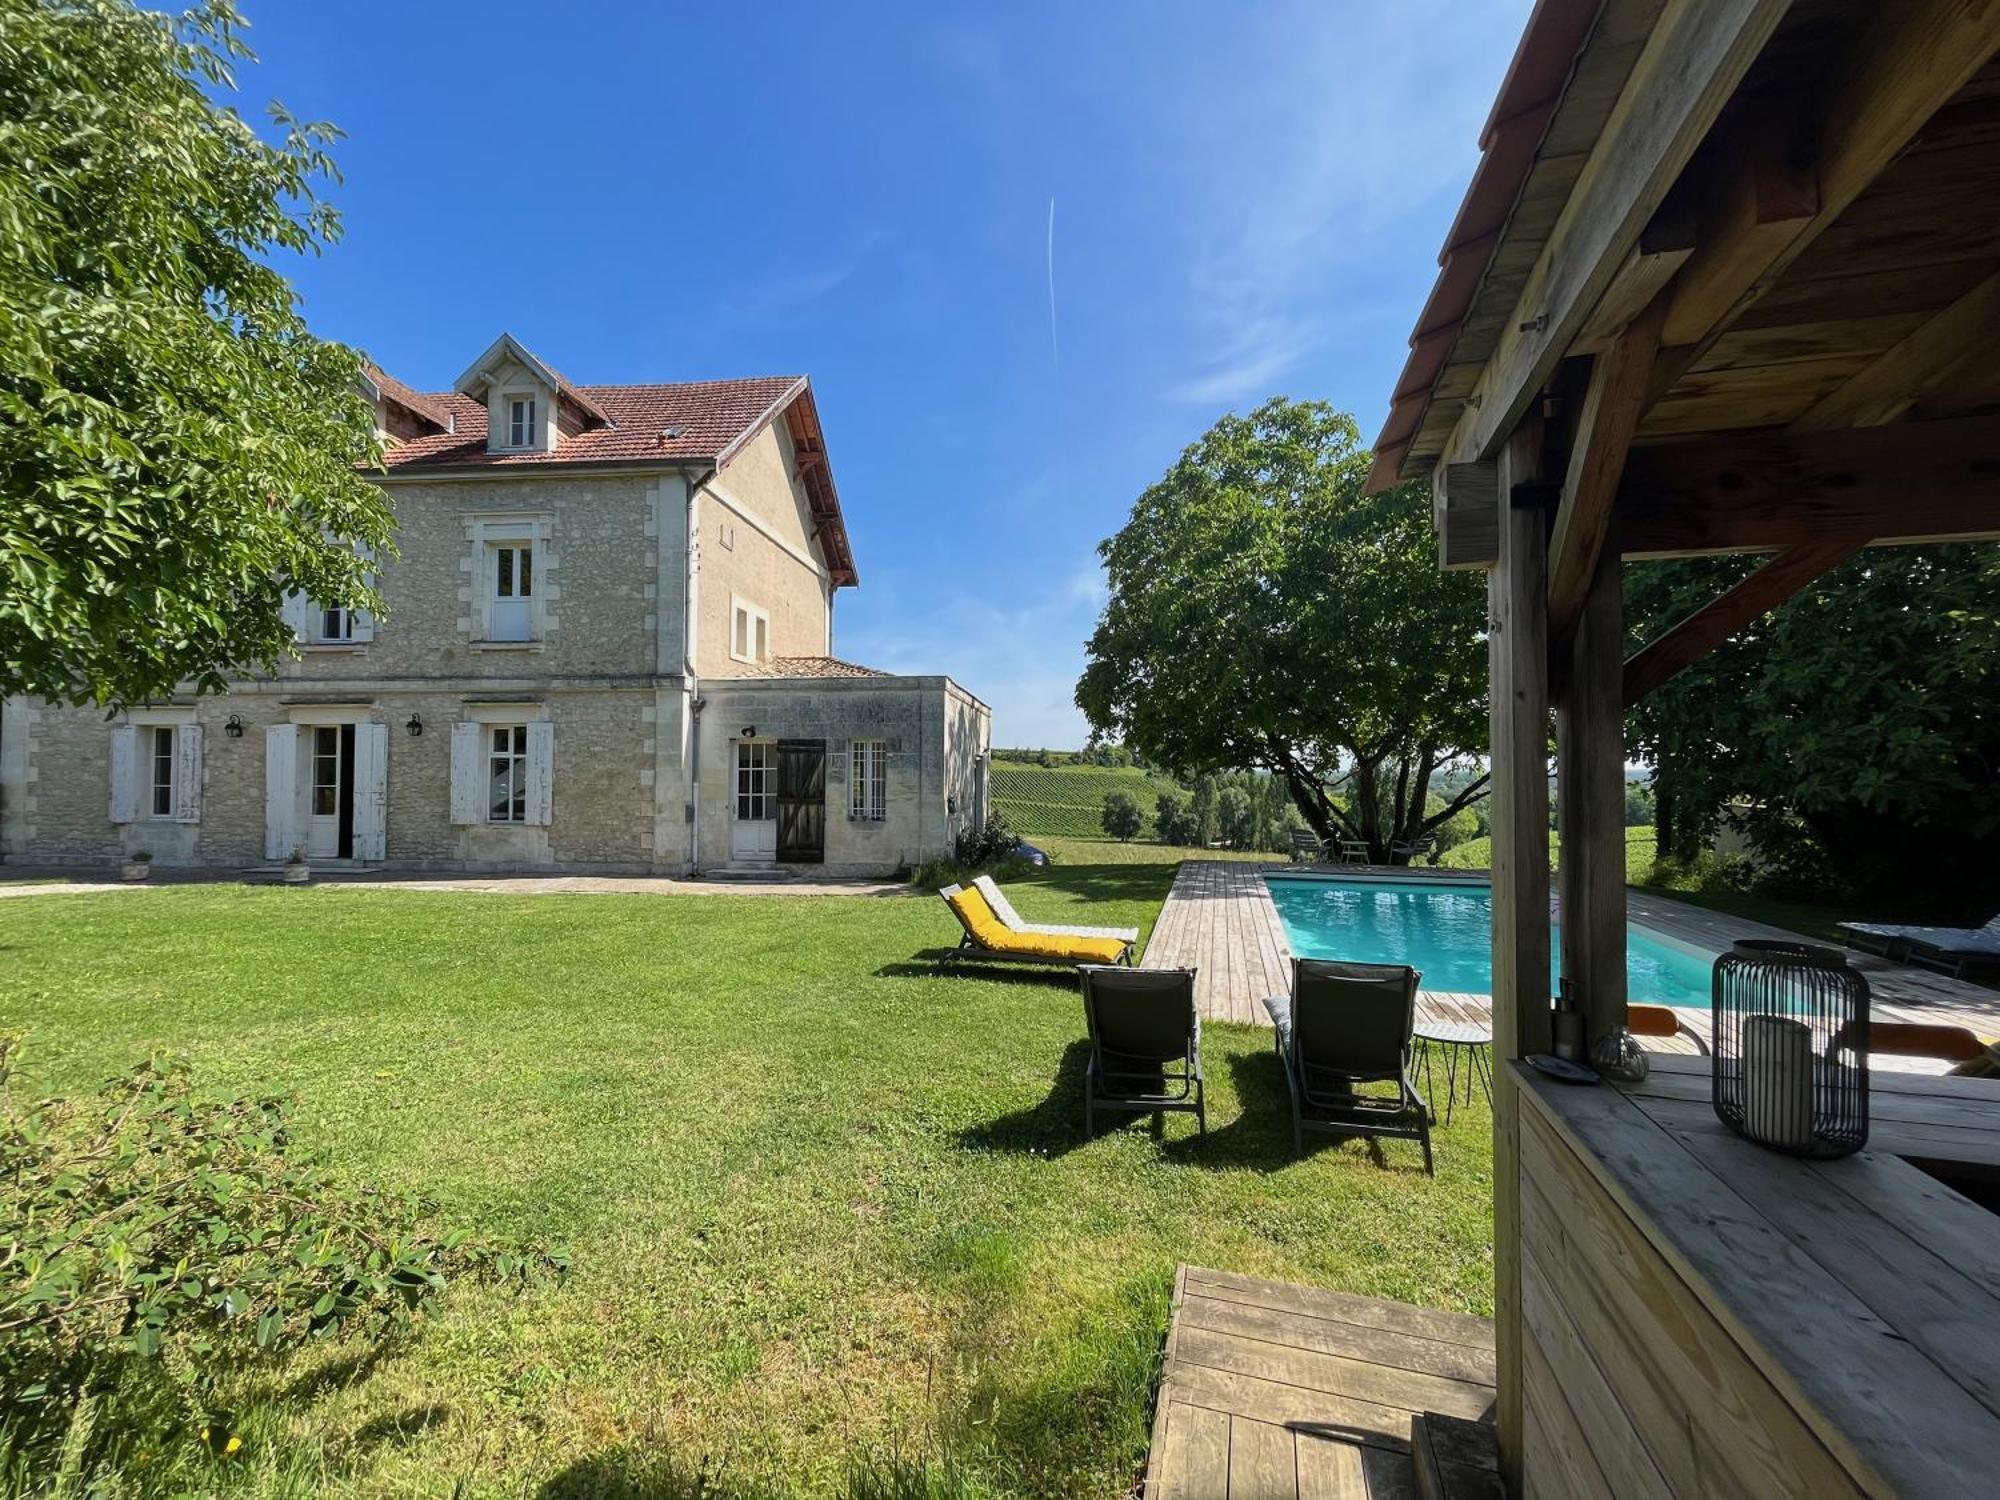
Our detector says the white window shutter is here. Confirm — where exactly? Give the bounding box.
[264,724,298,859]
[350,546,376,641]
[525,721,554,825]
[108,724,138,823]
[449,722,482,825]
[353,722,388,859]
[174,724,203,823]
[281,590,313,641]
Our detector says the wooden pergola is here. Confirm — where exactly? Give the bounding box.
[1372,1,2000,1493]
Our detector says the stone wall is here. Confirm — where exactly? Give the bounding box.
[694,423,833,676]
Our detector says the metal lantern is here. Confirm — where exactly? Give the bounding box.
[1712,940,1869,1158]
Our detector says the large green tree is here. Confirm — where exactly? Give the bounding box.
[1077,398,1489,863]
[0,0,391,707]
[1626,545,2000,910]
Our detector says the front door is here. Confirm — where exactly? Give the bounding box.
[731,740,776,862]
[776,739,826,864]
[307,724,356,859]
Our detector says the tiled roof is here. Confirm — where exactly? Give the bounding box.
[377,376,804,471]
[758,655,890,679]
[364,366,454,432]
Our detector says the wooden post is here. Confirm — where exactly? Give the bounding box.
[1487,425,1551,1492]
[1557,547,1627,1053]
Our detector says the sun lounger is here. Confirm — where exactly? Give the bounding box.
[938,883,1132,968]
[1262,958,1432,1172]
[1078,965,1205,1138]
[972,874,1139,945]
[1836,911,2000,960]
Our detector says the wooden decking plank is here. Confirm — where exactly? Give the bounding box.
[1228,1415,1300,1500]
[1174,1325,1497,1423]
[1180,1292,1497,1386]
[1154,1401,1228,1500]
[1167,1361,1416,1452]
[1296,1433,1417,1500]
[1182,1267,1496,1350]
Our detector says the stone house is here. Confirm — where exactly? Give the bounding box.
[0,334,991,876]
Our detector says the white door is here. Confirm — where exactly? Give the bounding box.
[731,741,776,861]
[307,725,344,858]
[352,722,388,861]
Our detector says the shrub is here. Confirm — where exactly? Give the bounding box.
[955,810,1019,868]
[0,1035,564,1481]
[1099,792,1143,841]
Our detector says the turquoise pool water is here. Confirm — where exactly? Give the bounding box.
[1265,876,1714,1007]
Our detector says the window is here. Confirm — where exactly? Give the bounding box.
[319,605,353,642]
[489,541,534,642]
[506,395,537,448]
[488,725,528,822]
[735,741,773,821]
[850,740,887,821]
[149,726,176,818]
[730,600,769,664]
[311,726,340,816]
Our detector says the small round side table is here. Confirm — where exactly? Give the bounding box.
[1415,1020,1494,1125]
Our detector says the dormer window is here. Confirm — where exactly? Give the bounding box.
[506,395,538,449]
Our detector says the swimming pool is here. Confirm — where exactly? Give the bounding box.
[1265,875,1715,1007]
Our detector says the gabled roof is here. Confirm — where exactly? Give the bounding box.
[360,366,455,434]
[373,367,859,588]
[454,332,613,429]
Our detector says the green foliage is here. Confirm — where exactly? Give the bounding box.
[1214,786,1254,848]
[1077,399,1490,862]
[987,762,1181,839]
[1626,546,2000,910]
[1152,790,1198,847]
[0,0,393,706]
[1098,791,1143,841]
[952,810,1019,869]
[0,1034,563,1485]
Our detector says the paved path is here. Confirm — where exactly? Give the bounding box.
[1142,861,2000,1066]
[0,869,903,899]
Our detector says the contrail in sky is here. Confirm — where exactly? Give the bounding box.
[1046,196,1061,388]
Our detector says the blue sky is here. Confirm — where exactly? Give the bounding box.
[236,0,1533,745]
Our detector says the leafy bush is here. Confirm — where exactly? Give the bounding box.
[955,810,1019,869]
[0,1035,564,1483]
[1099,792,1143,841]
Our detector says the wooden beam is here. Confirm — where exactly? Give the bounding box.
[1570,190,1699,356]
[1487,422,1553,1495]
[1623,539,1864,706]
[1615,414,2000,555]
[1548,292,1670,651]
[1557,548,1627,1052]
[1790,270,2000,433]
[1442,0,1791,466]
[1659,0,2000,358]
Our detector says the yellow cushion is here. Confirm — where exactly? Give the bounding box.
[946,887,1125,964]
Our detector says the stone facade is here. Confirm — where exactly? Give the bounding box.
[0,373,988,877]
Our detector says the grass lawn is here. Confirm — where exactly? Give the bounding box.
[1033,835,1277,866]
[3,861,1494,1498]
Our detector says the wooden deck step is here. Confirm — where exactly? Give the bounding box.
[1144,1265,1497,1499]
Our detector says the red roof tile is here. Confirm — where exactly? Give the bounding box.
[364,366,454,433]
[379,376,804,471]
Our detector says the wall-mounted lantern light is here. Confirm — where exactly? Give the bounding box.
[224,713,244,738]
[740,725,757,739]
[406,713,424,738]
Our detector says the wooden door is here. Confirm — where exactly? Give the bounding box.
[776,739,826,864]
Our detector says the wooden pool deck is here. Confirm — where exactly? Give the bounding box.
[1143,1265,1498,1500]
[1139,861,2000,1062]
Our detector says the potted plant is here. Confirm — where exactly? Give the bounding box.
[120,850,152,882]
[283,847,310,885]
